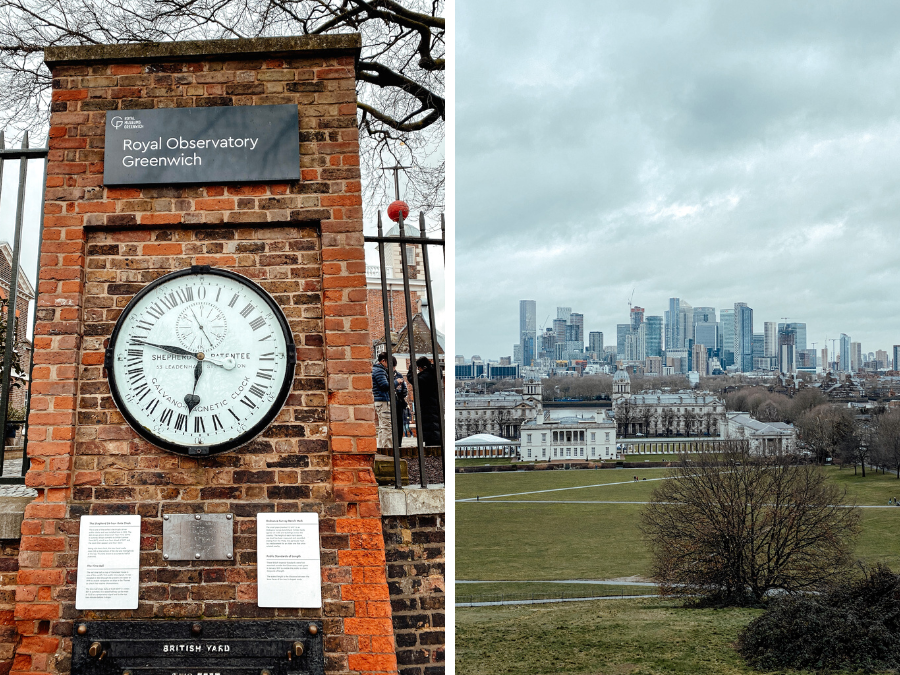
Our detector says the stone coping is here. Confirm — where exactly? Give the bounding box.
[379,485,444,517]
[0,495,34,539]
[45,33,361,67]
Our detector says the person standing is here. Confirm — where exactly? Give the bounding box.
[372,352,396,451]
[408,356,442,446]
[394,370,408,442]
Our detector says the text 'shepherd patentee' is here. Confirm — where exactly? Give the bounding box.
[103,104,301,185]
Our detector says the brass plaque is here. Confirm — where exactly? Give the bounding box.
[163,513,234,561]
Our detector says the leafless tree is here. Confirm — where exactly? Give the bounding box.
[0,0,444,211]
[641,446,860,607]
[795,404,856,465]
[874,408,900,478]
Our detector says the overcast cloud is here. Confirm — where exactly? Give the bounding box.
[458,0,900,361]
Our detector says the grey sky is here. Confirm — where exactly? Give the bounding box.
[457,1,900,361]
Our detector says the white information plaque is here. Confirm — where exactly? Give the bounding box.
[257,513,322,608]
[75,515,141,610]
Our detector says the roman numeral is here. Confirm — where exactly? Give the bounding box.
[137,319,154,331]
[146,302,165,319]
[174,413,187,431]
[228,294,239,308]
[249,316,265,331]
[160,409,174,426]
[176,287,194,304]
[127,349,143,358]
[240,303,254,318]
[160,293,178,310]
[256,369,274,381]
[146,399,159,415]
[249,384,267,398]
[259,334,272,342]
[215,288,222,302]
[194,417,206,433]
[228,408,241,421]
[239,396,257,409]
[260,352,274,361]
[212,414,223,431]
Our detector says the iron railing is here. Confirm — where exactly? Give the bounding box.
[0,132,49,484]
[366,211,445,488]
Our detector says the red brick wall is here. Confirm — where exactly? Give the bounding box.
[15,36,396,675]
[0,540,20,675]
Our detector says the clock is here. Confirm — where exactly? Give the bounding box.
[104,265,296,456]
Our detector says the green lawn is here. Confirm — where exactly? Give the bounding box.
[455,457,517,467]
[456,466,900,583]
[457,597,880,675]
[456,581,658,604]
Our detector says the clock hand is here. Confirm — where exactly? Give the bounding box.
[190,307,215,349]
[130,339,196,358]
[203,356,236,370]
[184,360,202,414]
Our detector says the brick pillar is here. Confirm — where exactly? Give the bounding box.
[13,35,397,675]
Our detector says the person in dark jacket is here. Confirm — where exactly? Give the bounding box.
[393,371,408,442]
[408,356,442,447]
[372,353,396,451]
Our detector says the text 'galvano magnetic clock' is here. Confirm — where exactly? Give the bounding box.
[104,266,296,456]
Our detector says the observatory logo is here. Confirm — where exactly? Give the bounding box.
[110,115,144,130]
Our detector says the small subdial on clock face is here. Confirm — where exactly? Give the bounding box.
[176,302,227,352]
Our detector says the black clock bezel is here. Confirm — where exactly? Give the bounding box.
[104,265,297,456]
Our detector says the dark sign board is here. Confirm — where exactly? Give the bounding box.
[72,619,324,675]
[103,105,301,185]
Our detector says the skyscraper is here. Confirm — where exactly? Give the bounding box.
[840,333,851,372]
[644,316,664,358]
[764,322,777,357]
[734,302,753,372]
[588,331,603,357]
[778,328,795,373]
[630,307,644,331]
[850,342,862,372]
[894,345,900,371]
[568,312,584,348]
[519,300,536,366]
[616,324,630,360]
[720,308,735,367]
[556,306,572,320]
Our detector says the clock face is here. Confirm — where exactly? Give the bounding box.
[105,266,296,456]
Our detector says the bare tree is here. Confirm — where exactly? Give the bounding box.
[641,447,860,607]
[874,408,900,478]
[0,0,444,210]
[795,404,856,465]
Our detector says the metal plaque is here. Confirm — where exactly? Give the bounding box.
[163,513,234,561]
[103,105,301,185]
[72,620,324,675]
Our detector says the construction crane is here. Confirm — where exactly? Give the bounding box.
[627,288,635,312]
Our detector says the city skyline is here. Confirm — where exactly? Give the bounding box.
[464,294,894,365]
[458,2,900,361]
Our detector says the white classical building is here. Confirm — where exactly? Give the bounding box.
[612,369,725,438]
[724,413,797,455]
[454,379,543,440]
[518,412,617,462]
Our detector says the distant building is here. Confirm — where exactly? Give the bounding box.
[720,308,735,367]
[519,412,616,462]
[840,333,851,372]
[454,379,543,440]
[734,302,753,372]
[645,316,664,358]
[764,321,777,357]
[692,343,708,376]
[850,342,862,372]
[519,300,537,367]
[894,345,900,371]
[724,413,797,456]
[611,370,725,437]
[588,331,604,358]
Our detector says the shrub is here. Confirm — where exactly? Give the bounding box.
[737,564,900,672]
